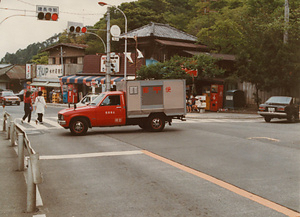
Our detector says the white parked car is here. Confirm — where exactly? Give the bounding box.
[76,94,99,107]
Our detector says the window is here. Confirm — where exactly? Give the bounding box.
[101,95,120,106]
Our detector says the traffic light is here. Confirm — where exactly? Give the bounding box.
[36,5,59,21]
[67,21,87,34]
[111,63,115,74]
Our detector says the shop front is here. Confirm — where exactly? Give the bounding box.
[27,64,63,103]
[60,74,124,103]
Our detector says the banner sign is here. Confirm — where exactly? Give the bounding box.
[26,64,31,79]
[36,65,63,78]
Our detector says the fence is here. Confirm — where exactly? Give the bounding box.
[2,111,42,213]
[238,82,300,105]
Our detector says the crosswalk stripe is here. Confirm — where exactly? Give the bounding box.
[15,117,62,131]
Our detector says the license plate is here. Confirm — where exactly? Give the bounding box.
[11,101,16,104]
[268,107,275,112]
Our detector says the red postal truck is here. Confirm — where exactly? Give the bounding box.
[58,80,186,135]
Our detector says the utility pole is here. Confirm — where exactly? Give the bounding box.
[105,7,111,91]
[283,0,289,44]
[60,46,64,75]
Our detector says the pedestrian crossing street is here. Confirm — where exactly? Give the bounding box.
[10,117,261,132]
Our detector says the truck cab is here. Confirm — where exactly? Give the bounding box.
[58,91,126,135]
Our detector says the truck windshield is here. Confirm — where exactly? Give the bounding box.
[90,93,106,106]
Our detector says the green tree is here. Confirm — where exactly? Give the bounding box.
[137,54,224,85]
[234,0,300,106]
[29,52,48,64]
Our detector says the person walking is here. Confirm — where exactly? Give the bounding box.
[34,91,47,124]
[21,91,33,123]
[49,89,54,103]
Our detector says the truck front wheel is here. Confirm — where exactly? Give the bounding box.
[70,118,88,136]
[148,115,165,132]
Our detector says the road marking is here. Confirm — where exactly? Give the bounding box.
[173,119,259,123]
[40,150,143,160]
[247,137,280,142]
[142,150,300,217]
[15,117,62,131]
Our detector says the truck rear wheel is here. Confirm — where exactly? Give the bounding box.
[148,115,165,132]
[70,118,88,136]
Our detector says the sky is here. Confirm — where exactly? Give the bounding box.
[0,0,135,60]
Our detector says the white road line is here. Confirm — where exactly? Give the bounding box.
[247,137,280,142]
[15,118,61,130]
[43,118,60,127]
[174,119,258,123]
[40,150,143,160]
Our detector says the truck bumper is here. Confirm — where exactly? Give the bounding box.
[57,120,67,125]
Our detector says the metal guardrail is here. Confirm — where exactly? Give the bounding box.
[2,111,42,213]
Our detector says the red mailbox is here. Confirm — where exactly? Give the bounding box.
[210,84,224,112]
[68,84,78,103]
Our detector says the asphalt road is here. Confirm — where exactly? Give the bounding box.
[2,103,300,217]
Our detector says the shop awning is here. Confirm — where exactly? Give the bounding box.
[60,75,124,84]
[30,82,61,87]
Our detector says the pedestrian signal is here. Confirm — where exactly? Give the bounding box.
[36,5,59,21]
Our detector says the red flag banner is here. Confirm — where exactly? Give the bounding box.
[183,68,198,77]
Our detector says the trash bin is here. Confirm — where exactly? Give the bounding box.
[225,90,245,109]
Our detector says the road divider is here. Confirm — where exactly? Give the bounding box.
[2,111,43,213]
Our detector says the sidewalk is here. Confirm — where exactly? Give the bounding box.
[0,132,31,217]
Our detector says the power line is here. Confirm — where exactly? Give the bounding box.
[16,0,35,6]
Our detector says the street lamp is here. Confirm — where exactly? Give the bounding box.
[98,2,111,91]
[98,2,128,81]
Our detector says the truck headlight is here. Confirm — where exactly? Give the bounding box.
[58,114,64,120]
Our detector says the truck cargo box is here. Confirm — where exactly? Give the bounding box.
[117,79,186,118]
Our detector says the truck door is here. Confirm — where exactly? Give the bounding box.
[95,94,126,126]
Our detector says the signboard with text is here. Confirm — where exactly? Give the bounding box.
[100,54,120,73]
[36,65,63,79]
[26,64,31,79]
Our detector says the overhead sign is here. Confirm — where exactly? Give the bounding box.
[36,5,59,21]
[36,65,63,79]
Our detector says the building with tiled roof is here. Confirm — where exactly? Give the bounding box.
[122,22,208,63]
[0,65,25,91]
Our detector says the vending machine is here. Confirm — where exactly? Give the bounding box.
[68,84,78,103]
[62,85,68,103]
[210,84,224,112]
